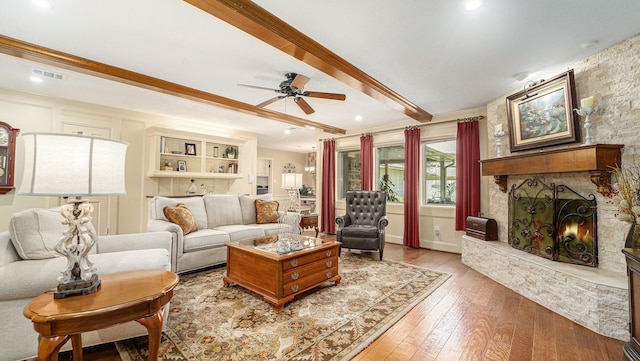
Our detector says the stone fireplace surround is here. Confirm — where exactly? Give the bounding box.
[463,146,629,341]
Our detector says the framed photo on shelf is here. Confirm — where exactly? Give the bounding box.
[506,70,579,152]
[185,143,197,156]
[177,160,187,172]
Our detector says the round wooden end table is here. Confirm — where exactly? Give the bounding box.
[23,269,179,361]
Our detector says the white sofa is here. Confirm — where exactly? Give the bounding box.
[0,208,173,361]
[148,194,300,274]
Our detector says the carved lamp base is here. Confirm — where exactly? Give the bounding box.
[55,273,101,299]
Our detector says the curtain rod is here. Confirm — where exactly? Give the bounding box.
[321,115,485,141]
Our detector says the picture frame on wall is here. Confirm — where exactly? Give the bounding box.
[185,143,197,156]
[506,70,579,152]
[177,160,187,172]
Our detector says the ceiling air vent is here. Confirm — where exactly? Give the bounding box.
[32,68,66,80]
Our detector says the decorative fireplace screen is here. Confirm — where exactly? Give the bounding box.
[508,177,597,267]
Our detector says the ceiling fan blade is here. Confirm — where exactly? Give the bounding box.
[238,84,280,92]
[294,97,315,115]
[256,96,283,108]
[290,74,310,90]
[304,91,346,101]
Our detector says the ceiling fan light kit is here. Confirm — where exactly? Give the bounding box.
[239,73,346,115]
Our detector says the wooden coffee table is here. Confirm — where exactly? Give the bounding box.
[224,235,340,312]
[23,269,179,361]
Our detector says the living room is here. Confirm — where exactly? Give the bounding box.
[1,1,640,360]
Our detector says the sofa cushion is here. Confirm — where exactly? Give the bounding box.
[150,196,207,230]
[182,229,230,253]
[8,208,67,260]
[214,225,265,242]
[239,194,273,225]
[163,204,198,235]
[203,195,243,228]
[256,199,280,224]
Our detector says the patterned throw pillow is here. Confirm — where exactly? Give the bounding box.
[255,199,279,224]
[163,203,198,235]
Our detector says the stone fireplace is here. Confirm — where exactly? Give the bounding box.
[509,177,597,267]
[462,145,628,341]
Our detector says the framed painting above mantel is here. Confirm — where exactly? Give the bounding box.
[506,70,580,152]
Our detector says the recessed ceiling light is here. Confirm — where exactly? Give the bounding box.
[355,115,363,121]
[465,0,483,10]
[31,0,53,9]
[284,128,294,134]
[581,40,599,49]
[30,76,43,83]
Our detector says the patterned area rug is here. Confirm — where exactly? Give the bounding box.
[116,252,450,361]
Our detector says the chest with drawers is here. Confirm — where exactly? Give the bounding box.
[224,237,341,312]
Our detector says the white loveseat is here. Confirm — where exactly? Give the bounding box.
[148,194,300,274]
[0,208,173,361]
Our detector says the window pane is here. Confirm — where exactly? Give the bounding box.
[337,150,361,199]
[378,145,404,202]
[423,140,456,205]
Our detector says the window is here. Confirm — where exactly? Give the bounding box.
[337,150,361,199]
[377,145,404,202]
[423,140,456,205]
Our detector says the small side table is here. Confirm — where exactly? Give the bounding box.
[300,213,319,237]
[23,269,179,361]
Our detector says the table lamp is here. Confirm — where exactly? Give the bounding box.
[281,172,303,212]
[17,133,128,298]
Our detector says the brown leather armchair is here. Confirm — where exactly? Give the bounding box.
[335,190,388,260]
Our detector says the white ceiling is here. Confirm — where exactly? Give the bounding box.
[0,0,639,153]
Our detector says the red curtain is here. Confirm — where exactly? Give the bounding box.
[360,134,373,190]
[403,127,420,248]
[455,121,481,230]
[321,139,336,234]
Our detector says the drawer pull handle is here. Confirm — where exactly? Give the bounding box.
[326,271,332,279]
[291,284,299,293]
[326,261,332,268]
[325,250,332,257]
[291,272,299,280]
[291,259,298,267]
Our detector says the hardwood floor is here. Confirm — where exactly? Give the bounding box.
[70,236,624,361]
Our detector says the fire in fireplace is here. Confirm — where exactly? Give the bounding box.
[508,177,597,267]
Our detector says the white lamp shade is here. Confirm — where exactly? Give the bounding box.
[281,173,303,189]
[18,133,128,197]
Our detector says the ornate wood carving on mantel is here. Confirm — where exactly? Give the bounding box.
[480,144,623,196]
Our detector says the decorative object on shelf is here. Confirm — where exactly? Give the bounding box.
[177,160,187,172]
[491,124,506,158]
[282,173,303,212]
[574,96,598,145]
[187,179,197,194]
[213,146,219,158]
[609,163,640,248]
[0,121,19,194]
[224,146,238,159]
[162,159,173,171]
[283,162,296,173]
[218,165,226,173]
[185,143,196,156]
[17,133,127,298]
[506,70,579,152]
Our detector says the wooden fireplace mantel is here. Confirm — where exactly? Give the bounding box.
[480,144,623,195]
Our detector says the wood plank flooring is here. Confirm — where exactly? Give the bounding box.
[67,236,624,361]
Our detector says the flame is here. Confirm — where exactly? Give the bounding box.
[563,221,579,238]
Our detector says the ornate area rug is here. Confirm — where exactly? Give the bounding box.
[116,252,450,361]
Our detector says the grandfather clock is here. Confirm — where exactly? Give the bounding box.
[0,122,20,194]
[624,248,640,361]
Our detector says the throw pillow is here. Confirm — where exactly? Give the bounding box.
[9,208,67,260]
[255,199,279,224]
[163,203,198,235]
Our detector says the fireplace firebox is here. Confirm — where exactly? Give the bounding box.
[509,177,597,267]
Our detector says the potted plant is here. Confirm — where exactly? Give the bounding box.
[225,146,238,159]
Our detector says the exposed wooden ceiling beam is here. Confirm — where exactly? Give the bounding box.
[0,34,346,135]
[184,0,433,123]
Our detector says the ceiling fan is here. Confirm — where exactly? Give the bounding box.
[238,73,346,115]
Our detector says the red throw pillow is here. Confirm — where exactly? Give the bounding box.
[163,203,198,235]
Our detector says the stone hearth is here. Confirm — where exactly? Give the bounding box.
[462,235,628,340]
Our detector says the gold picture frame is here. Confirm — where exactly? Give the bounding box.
[506,70,579,152]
